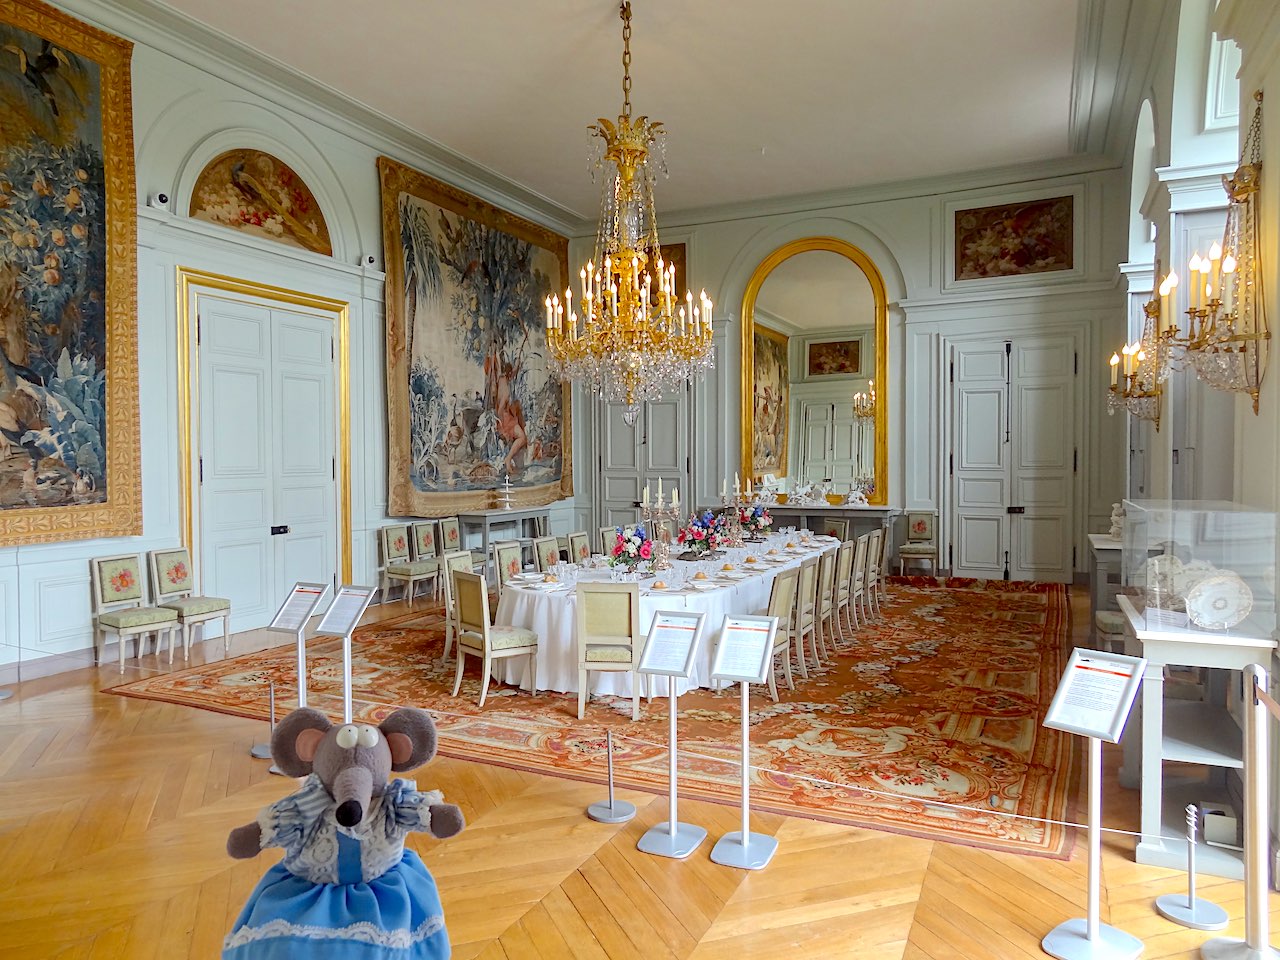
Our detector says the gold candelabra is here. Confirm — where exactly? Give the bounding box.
[853,380,876,421]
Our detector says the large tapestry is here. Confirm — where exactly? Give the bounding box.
[752,324,788,477]
[0,0,138,545]
[378,157,571,516]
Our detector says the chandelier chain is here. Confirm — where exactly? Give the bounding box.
[620,2,632,118]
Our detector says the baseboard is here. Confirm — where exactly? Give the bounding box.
[0,634,221,684]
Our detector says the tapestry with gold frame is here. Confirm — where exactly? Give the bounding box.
[752,324,789,477]
[378,157,572,516]
[0,0,139,545]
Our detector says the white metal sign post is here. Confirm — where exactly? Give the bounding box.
[709,615,779,871]
[264,582,329,709]
[1042,648,1147,960]
[637,611,707,860]
[314,585,375,724]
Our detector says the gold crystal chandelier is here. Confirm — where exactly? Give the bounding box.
[545,1,713,425]
[853,380,877,422]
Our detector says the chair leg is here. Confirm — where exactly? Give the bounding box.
[222,615,230,657]
[478,653,492,708]
[578,668,588,719]
[451,650,466,697]
[168,626,175,665]
[632,674,640,722]
[794,629,809,679]
[118,630,126,673]
[527,651,538,696]
[443,621,455,663]
[783,643,794,690]
[92,625,101,666]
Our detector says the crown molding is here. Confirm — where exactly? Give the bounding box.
[1214,0,1280,83]
[898,278,1122,314]
[52,0,584,236]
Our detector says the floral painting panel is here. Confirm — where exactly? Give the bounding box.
[806,338,860,378]
[190,149,332,255]
[752,326,788,478]
[379,157,571,516]
[0,0,139,544]
[954,195,1073,281]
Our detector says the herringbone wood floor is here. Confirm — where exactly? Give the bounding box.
[2,589,1277,959]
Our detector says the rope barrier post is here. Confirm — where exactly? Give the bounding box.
[250,678,276,760]
[1155,804,1227,931]
[587,729,636,823]
[1201,663,1280,960]
[709,680,778,870]
[638,674,707,858]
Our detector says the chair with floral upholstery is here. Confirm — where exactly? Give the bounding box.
[492,540,525,604]
[90,553,180,673]
[897,511,938,576]
[575,582,645,721]
[147,548,231,661]
[379,524,436,606]
[440,551,481,664]
[863,528,884,620]
[598,525,617,555]
[821,517,850,541]
[753,566,798,701]
[833,540,856,639]
[566,531,591,564]
[815,548,838,660]
[532,536,561,573]
[450,570,539,707]
[409,520,442,598]
[436,516,486,574]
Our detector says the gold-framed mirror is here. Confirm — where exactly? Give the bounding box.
[740,237,888,505]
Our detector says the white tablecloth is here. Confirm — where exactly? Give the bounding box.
[491,536,838,696]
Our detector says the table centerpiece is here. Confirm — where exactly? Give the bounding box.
[676,510,726,559]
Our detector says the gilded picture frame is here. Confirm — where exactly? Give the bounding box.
[379,157,572,516]
[0,0,139,545]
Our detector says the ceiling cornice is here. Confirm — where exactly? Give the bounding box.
[53,0,584,236]
[1214,0,1280,84]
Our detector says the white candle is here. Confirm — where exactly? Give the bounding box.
[734,473,741,496]
[672,488,679,509]
[657,477,663,504]
[721,480,727,498]
[643,485,650,508]
[1109,353,1119,387]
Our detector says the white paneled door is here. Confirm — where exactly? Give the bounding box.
[949,336,1075,583]
[199,297,336,633]
[799,400,866,485]
[596,392,690,531]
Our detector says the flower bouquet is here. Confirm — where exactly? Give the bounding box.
[609,525,653,568]
[739,504,773,540]
[676,510,726,558]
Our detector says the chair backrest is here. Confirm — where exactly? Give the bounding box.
[566,531,591,563]
[822,518,850,541]
[493,541,523,590]
[767,567,799,629]
[534,515,550,537]
[866,529,883,584]
[452,570,490,637]
[835,541,854,596]
[795,557,818,626]
[852,534,870,588]
[576,582,642,664]
[817,549,837,608]
[148,547,195,603]
[411,520,438,559]
[532,536,561,572]
[599,526,617,555]
[440,551,473,619]
[380,524,411,564]
[906,512,935,544]
[437,517,463,555]
[90,553,146,615]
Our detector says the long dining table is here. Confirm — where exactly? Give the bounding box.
[491,533,840,697]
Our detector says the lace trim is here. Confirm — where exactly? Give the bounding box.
[224,913,446,950]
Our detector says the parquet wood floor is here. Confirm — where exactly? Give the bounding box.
[2,590,1278,958]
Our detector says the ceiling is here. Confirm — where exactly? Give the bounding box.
[152,0,1103,220]
[755,251,874,333]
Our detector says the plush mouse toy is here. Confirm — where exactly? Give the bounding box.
[222,707,464,959]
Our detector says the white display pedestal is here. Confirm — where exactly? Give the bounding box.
[314,585,374,723]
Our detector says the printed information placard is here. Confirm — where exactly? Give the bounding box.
[268,582,329,633]
[315,585,376,638]
[638,611,706,678]
[710,615,778,685]
[1044,648,1146,743]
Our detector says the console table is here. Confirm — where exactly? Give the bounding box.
[457,506,552,557]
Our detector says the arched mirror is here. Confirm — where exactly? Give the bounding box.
[740,237,888,505]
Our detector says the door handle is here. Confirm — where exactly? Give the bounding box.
[1006,506,1025,515]
[270,525,290,535]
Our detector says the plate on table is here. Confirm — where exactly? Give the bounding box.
[510,572,543,583]
[1186,573,1253,630]
[687,580,719,591]
[717,571,748,581]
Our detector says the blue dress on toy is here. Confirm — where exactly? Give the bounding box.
[223,774,451,959]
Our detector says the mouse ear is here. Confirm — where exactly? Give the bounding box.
[379,708,438,772]
[271,708,332,777]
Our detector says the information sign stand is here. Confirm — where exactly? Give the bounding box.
[636,612,708,859]
[264,582,329,709]
[708,615,780,871]
[313,585,375,724]
[1042,648,1147,960]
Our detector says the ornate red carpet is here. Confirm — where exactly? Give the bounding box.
[107,577,1077,858]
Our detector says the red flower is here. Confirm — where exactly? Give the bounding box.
[507,559,519,577]
[394,536,406,552]
[447,529,458,542]
[639,542,652,560]
[613,543,623,556]
[578,545,589,559]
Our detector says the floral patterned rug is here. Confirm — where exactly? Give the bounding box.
[106,577,1078,858]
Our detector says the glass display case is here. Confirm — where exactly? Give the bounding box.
[1121,499,1276,641]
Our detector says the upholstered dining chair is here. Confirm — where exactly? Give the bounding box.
[897,511,938,576]
[754,566,798,700]
[833,540,856,640]
[863,529,883,620]
[532,536,561,573]
[815,549,838,660]
[821,517,850,541]
[575,582,645,721]
[450,570,539,707]
[147,547,231,661]
[379,524,437,606]
[436,516,486,574]
[491,541,525,603]
[566,531,591,564]
[598,525,617,555]
[409,520,441,598]
[438,550,476,664]
[792,556,819,679]
[851,533,870,626]
[90,554,180,673]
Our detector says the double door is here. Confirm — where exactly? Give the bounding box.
[949,335,1076,583]
[198,297,338,632]
[799,400,871,485]
[595,390,691,530]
